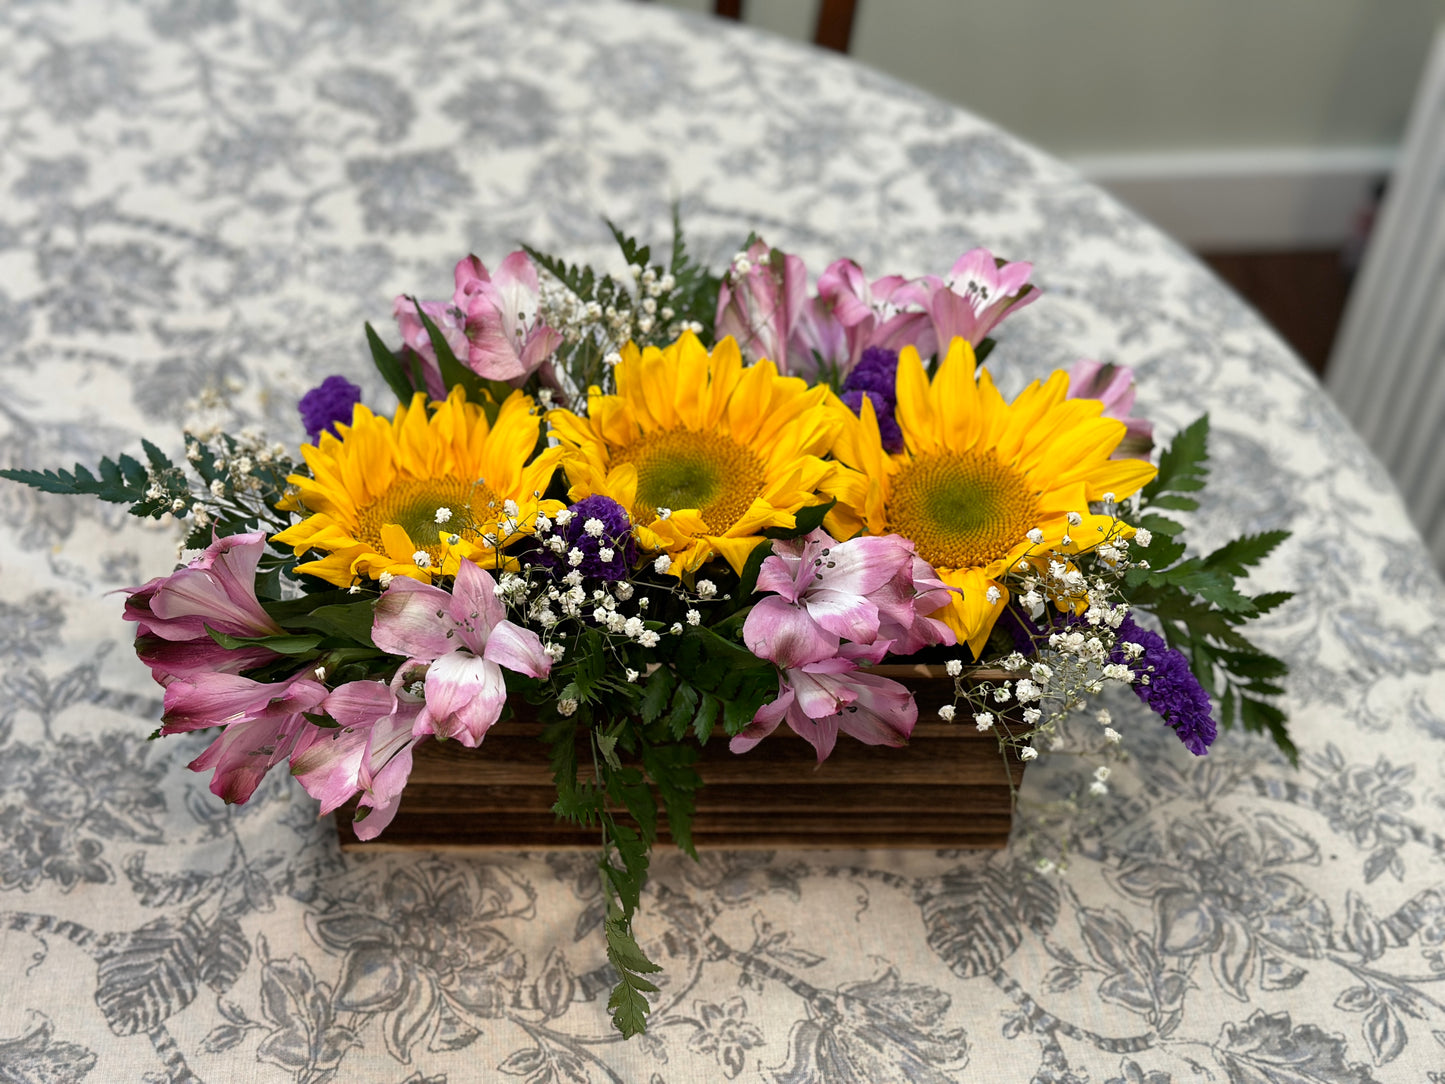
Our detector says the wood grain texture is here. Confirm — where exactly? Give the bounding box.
[337,665,1027,851]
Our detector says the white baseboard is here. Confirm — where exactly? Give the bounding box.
[1069,147,1397,250]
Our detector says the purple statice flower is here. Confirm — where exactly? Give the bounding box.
[1111,615,1216,755]
[841,347,902,452]
[537,495,635,581]
[844,346,899,400]
[299,375,363,441]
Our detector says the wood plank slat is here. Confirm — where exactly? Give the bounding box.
[336,665,1028,851]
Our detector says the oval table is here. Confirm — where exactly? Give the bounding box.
[3,2,1444,1081]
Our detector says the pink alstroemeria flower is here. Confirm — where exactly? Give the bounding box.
[919,247,1037,349]
[814,259,935,371]
[161,671,328,804]
[731,651,919,762]
[1068,360,1155,460]
[372,558,551,746]
[393,251,563,389]
[736,530,953,761]
[452,252,563,383]
[715,239,808,372]
[124,531,283,686]
[290,675,426,840]
[743,530,955,667]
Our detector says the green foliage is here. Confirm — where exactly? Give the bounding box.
[365,322,417,404]
[1127,415,1296,762]
[735,539,774,600]
[1141,414,1209,512]
[604,913,661,1038]
[1,440,177,518]
[663,206,723,341]
[763,498,836,541]
[532,605,769,1037]
[642,741,701,858]
[204,627,323,655]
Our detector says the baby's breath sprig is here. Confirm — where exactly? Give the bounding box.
[527,212,720,410]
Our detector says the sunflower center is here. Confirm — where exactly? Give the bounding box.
[886,449,1041,570]
[353,476,500,563]
[614,428,765,533]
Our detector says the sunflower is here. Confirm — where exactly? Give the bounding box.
[548,332,843,574]
[823,337,1157,655]
[273,387,563,586]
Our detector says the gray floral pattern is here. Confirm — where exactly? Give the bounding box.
[0,0,1443,1079]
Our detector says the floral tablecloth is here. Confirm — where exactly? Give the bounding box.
[3,2,1444,1081]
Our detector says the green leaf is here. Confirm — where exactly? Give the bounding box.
[1240,695,1298,766]
[610,769,658,843]
[1147,494,1200,512]
[1203,530,1290,575]
[597,732,622,771]
[642,741,701,859]
[605,916,662,975]
[735,539,773,600]
[301,711,341,729]
[285,603,377,647]
[1137,513,1185,537]
[639,667,675,725]
[722,668,777,736]
[1250,590,1294,616]
[522,244,596,302]
[665,683,700,742]
[2,454,150,506]
[140,438,173,475]
[763,498,836,540]
[1215,650,1289,680]
[204,626,322,654]
[1142,414,1209,508]
[604,819,650,916]
[604,917,660,1038]
[571,628,608,701]
[678,625,770,673]
[606,218,651,274]
[365,322,416,404]
[693,691,720,745]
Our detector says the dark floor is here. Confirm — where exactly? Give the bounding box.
[1198,249,1352,378]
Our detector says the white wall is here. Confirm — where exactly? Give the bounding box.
[656,0,1445,247]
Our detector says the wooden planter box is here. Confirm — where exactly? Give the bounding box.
[336,664,1028,851]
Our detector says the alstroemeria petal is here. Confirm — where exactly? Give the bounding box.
[481,619,552,679]
[834,671,917,746]
[730,682,793,755]
[451,559,506,644]
[423,651,506,746]
[785,709,840,763]
[372,576,456,660]
[324,680,398,727]
[803,590,881,645]
[742,596,839,668]
[354,740,417,841]
[291,725,370,816]
[189,715,295,804]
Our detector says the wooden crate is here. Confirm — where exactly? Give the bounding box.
[336,664,1028,851]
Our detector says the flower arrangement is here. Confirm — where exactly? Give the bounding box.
[0,219,1294,1037]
